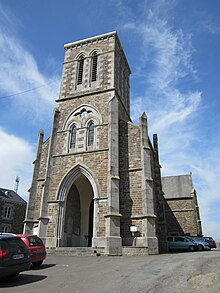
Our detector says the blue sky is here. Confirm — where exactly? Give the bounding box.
[0,0,220,239]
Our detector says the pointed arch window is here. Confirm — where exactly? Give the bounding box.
[77,55,84,85]
[87,121,94,146]
[70,124,77,149]
[91,52,98,82]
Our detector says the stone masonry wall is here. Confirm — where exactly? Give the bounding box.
[38,138,50,179]
[114,39,130,114]
[43,90,112,239]
[45,150,108,239]
[165,198,198,236]
[31,138,50,220]
[55,93,110,155]
[119,120,143,244]
[60,34,116,99]
[0,201,26,233]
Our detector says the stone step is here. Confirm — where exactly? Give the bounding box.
[122,246,148,256]
[47,247,105,256]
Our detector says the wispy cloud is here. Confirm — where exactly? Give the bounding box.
[0,32,59,122]
[196,11,220,35]
[201,19,220,35]
[190,147,220,237]
[123,3,201,129]
[0,4,60,123]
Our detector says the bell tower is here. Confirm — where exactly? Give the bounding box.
[59,31,130,114]
[58,32,132,255]
[24,32,132,256]
[57,32,131,255]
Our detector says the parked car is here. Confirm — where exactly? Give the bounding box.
[189,236,216,249]
[167,236,198,252]
[185,236,210,251]
[204,237,216,249]
[0,234,31,278]
[16,235,46,267]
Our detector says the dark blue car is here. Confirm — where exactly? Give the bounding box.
[0,234,31,278]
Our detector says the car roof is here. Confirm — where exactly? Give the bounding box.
[17,234,38,237]
[0,234,19,240]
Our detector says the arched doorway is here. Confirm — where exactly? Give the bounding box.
[63,173,94,247]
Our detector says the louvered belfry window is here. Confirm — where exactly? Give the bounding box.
[70,124,77,148]
[77,55,84,85]
[91,52,98,82]
[88,121,94,146]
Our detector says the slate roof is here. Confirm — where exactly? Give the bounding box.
[0,188,26,205]
[161,174,194,199]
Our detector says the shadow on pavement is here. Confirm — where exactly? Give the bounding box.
[31,263,56,271]
[0,263,56,287]
[0,274,47,287]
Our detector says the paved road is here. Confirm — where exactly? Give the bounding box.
[1,250,220,292]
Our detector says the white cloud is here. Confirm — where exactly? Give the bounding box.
[151,92,201,132]
[0,4,21,34]
[0,128,35,201]
[0,5,60,123]
[196,11,220,35]
[0,32,59,121]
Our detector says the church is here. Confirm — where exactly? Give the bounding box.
[24,32,202,255]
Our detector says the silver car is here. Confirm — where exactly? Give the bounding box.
[167,236,198,252]
[186,237,211,251]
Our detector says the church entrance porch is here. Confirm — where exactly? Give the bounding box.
[57,166,96,248]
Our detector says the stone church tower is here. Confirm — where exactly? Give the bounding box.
[24,32,167,255]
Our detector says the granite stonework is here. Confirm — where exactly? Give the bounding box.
[162,174,202,237]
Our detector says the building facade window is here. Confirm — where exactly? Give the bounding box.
[87,121,94,146]
[91,52,98,82]
[3,206,12,219]
[1,225,11,233]
[77,55,84,85]
[69,124,77,149]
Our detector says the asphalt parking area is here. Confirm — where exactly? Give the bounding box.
[1,250,220,293]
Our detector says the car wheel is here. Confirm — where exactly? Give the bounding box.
[32,260,43,267]
[198,244,203,251]
[188,245,195,252]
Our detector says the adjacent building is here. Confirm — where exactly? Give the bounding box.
[162,174,202,237]
[0,187,26,233]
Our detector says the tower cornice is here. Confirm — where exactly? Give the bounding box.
[64,31,117,49]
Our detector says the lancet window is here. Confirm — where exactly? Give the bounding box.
[69,124,77,149]
[87,121,94,146]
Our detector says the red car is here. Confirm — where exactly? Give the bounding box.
[16,235,46,267]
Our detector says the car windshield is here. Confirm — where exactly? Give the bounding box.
[27,236,43,246]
